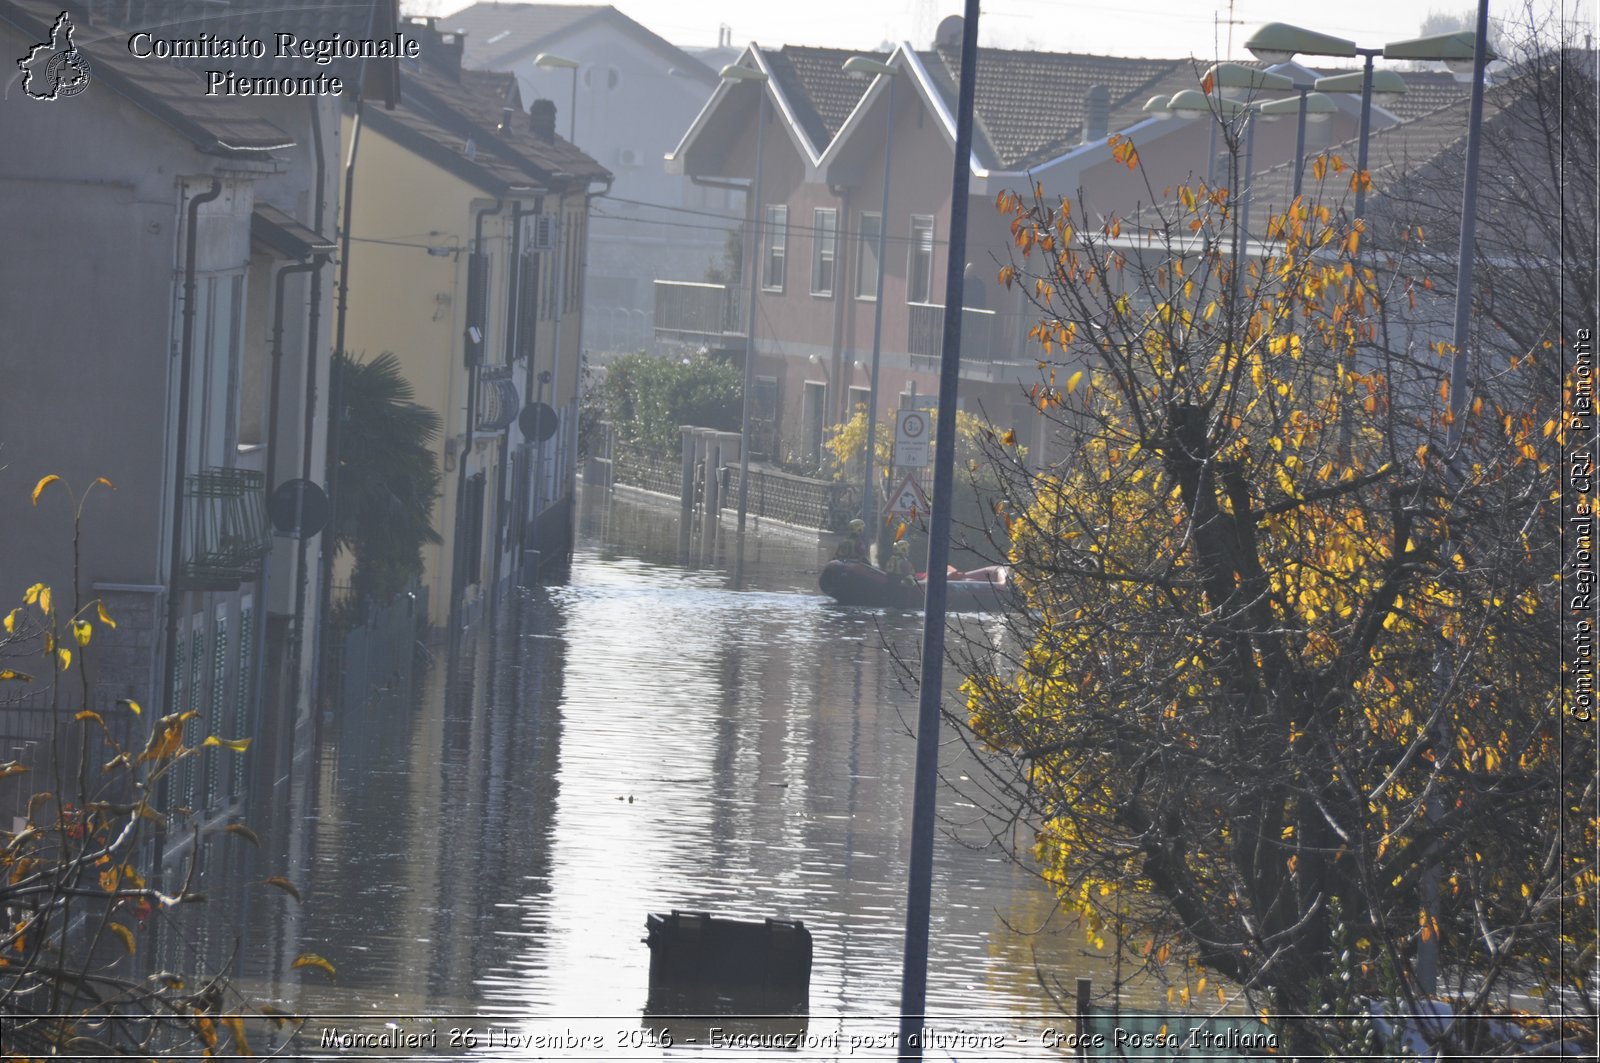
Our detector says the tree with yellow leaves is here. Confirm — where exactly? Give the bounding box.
[0,476,326,1057]
[956,56,1593,1056]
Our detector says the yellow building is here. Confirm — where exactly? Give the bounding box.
[342,19,609,632]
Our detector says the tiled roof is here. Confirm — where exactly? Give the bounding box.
[446,1,713,80]
[764,46,882,156]
[920,44,1190,170]
[374,53,610,193]
[1,0,294,154]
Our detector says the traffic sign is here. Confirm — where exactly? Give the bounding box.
[895,408,928,444]
[895,409,930,468]
[886,473,929,517]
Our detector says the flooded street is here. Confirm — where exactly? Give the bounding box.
[226,487,1109,1057]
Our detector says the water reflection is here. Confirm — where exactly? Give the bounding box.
[225,488,1119,1058]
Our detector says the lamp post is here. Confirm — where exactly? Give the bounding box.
[720,62,769,533]
[534,52,579,140]
[1245,24,1491,219]
[842,54,898,555]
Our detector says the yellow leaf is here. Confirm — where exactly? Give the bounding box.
[96,602,117,629]
[266,876,303,903]
[3,608,17,634]
[1066,370,1083,394]
[221,1014,252,1058]
[225,823,261,847]
[57,648,71,671]
[0,670,34,682]
[23,583,43,606]
[119,698,142,716]
[291,952,336,980]
[39,587,51,616]
[31,475,60,506]
[93,476,115,490]
[107,921,136,956]
[74,710,103,725]
[73,620,92,647]
[203,736,252,753]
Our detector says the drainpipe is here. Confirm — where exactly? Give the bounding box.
[160,176,223,718]
[542,189,567,567]
[314,89,367,710]
[258,255,318,786]
[450,199,505,641]
[291,100,331,732]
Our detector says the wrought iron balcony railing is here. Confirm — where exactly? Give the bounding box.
[179,467,272,591]
[475,365,521,432]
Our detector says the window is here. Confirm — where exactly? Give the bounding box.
[762,205,787,291]
[802,380,827,463]
[848,385,870,415]
[189,273,244,472]
[908,214,935,304]
[855,211,882,300]
[753,375,779,460]
[811,208,837,296]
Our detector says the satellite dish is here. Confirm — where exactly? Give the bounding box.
[268,478,330,539]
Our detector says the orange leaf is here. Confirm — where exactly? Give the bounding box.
[31,475,60,506]
[291,952,336,980]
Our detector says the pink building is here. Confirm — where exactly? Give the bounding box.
[658,18,1387,466]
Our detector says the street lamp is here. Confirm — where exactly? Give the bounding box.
[842,54,898,556]
[1244,23,1493,218]
[534,52,579,141]
[1202,62,1345,199]
[720,62,769,533]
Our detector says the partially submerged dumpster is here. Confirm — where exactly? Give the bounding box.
[644,911,811,1037]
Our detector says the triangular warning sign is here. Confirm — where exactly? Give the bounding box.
[886,473,929,516]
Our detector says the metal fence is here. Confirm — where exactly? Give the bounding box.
[1072,979,1279,1061]
[0,689,140,827]
[723,465,857,533]
[613,441,683,497]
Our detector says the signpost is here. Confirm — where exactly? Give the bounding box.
[885,472,929,518]
[894,408,930,469]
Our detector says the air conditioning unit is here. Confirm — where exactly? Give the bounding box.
[529,214,557,250]
[616,147,642,168]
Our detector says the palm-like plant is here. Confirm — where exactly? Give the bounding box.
[331,352,443,606]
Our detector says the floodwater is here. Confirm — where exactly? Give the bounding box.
[213,487,1123,1060]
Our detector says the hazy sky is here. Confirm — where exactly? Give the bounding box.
[413,1,1594,61]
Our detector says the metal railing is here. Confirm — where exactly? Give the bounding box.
[475,365,520,432]
[653,280,745,340]
[179,467,271,591]
[907,302,1040,371]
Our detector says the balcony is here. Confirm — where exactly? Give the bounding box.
[475,365,521,432]
[907,302,1033,377]
[179,467,272,591]
[653,280,745,348]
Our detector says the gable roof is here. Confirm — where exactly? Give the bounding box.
[917,44,1190,171]
[0,0,294,155]
[445,2,714,82]
[763,45,883,156]
[368,34,610,195]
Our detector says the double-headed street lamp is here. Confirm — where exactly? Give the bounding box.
[1244,23,1492,218]
[841,54,899,553]
[720,62,769,533]
[533,52,580,141]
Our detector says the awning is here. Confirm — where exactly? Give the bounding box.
[251,204,335,259]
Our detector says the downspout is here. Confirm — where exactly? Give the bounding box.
[291,99,331,728]
[258,255,318,786]
[450,198,504,640]
[499,200,524,589]
[160,176,223,719]
[543,188,567,556]
[572,175,613,507]
[829,184,851,422]
[315,88,366,705]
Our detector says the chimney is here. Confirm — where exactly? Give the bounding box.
[498,107,515,133]
[934,15,963,49]
[1083,84,1110,143]
[405,15,465,81]
[529,98,557,141]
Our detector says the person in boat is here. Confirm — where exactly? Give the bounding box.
[889,540,916,585]
[834,518,869,562]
